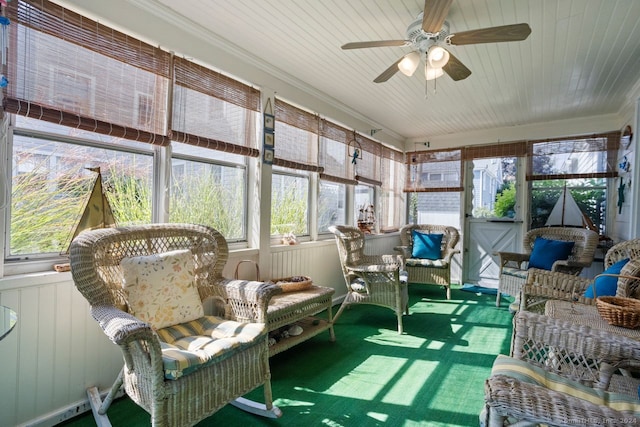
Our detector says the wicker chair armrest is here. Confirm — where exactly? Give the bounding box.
[551,259,589,273]
[214,279,282,322]
[485,375,639,426]
[441,248,460,263]
[525,268,592,293]
[393,245,411,259]
[496,251,530,268]
[616,259,640,298]
[90,304,155,346]
[520,283,595,313]
[347,263,399,274]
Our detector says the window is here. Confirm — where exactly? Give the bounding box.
[527,133,618,233]
[408,192,461,227]
[270,100,319,238]
[9,117,153,258]
[530,179,607,233]
[354,184,375,225]
[170,143,247,241]
[380,146,405,230]
[271,170,309,236]
[318,180,346,233]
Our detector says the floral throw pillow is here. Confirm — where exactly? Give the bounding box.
[121,249,204,330]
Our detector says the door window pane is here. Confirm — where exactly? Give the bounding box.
[471,157,517,219]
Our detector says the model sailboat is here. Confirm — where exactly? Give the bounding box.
[545,184,597,232]
[54,168,117,271]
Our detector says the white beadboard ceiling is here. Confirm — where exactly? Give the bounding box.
[146,0,640,144]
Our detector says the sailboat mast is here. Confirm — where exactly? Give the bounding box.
[560,183,567,227]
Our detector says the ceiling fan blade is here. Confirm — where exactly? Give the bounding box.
[374,57,404,83]
[422,0,453,33]
[341,40,409,50]
[443,52,471,81]
[449,23,532,46]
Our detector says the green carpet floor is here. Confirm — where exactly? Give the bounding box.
[61,286,513,427]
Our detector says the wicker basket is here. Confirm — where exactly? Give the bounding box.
[271,276,312,293]
[596,296,640,329]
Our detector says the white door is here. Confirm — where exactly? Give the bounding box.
[463,157,524,288]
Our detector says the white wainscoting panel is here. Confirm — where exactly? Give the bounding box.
[0,234,402,426]
[0,274,122,427]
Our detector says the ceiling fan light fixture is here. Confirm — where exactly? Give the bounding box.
[427,46,450,68]
[425,65,444,81]
[398,51,420,76]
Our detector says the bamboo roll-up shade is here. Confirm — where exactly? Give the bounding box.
[6,0,171,77]
[273,100,320,171]
[173,57,260,112]
[526,131,620,181]
[354,133,382,185]
[170,131,259,157]
[319,120,355,184]
[381,145,405,192]
[381,152,405,230]
[172,57,260,153]
[275,98,318,133]
[5,0,171,144]
[404,149,463,192]
[319,173,358,186]
[463,141,527,160]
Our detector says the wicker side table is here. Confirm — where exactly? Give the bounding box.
[266,285,335,356]
[545,300,640,340]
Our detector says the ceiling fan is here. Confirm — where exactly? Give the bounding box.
[341,0,531,83]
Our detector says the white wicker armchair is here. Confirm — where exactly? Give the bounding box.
[70,223,282,427]
[395,224,460,300]
[495,226,599,307]
[329,225,409,334]
[521,238,640,313]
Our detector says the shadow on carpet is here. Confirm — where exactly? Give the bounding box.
[460,284,498,296]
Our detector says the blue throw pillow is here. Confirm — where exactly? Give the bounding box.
[584,258,630,298]
[411,231,443,260]
[527,237,575,271]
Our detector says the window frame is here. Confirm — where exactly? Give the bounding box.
[4,117,157,275]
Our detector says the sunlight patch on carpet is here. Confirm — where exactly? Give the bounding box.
[323,355,436,403]
[365,332,427,349]
[273,397,315,408]
[426,340,445,350]
[367,412,388,422]
[383,359,439,406]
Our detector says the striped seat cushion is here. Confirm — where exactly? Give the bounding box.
[157,316,267,380]
[350,271,408,293]
[501,266,529,279]
[405,258,447,268]
[491,354,640,415]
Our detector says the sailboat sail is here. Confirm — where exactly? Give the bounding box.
[61,168,117,256]
[545,186,597,232]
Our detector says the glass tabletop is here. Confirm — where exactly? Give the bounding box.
[0,305,18,341]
